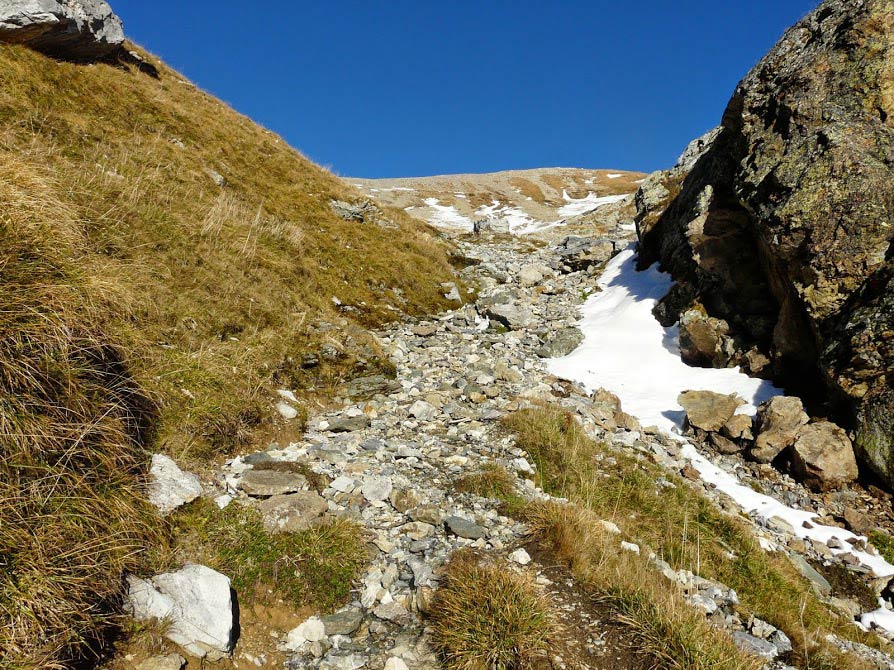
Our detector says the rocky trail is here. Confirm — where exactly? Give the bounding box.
[129,207,894,670]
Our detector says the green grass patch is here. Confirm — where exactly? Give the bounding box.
[166,499,367,611]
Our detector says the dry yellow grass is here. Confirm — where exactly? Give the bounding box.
[429,550,557,670]
[504,406,884,669]
[0,42,458,669]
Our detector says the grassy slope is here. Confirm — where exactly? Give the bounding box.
[0,43,456,668]
[505,406,883,670]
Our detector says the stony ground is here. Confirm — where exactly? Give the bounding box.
[130,206,894,670]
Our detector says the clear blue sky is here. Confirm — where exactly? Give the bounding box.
[116,1,817,178]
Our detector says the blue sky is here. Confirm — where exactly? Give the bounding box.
[117,1,816,178]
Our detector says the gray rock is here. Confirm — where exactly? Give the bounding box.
[238,469,306,497]
[555,236,615,271]
[485,303,534,330]
[258,492,327,533]
[373,601,409,623]
[147,454,202,515]
[536,327,584,358]
[0,0,124,59]
[445,515,486,539]
[731,631,778,659]
[126,565,235,660]
[322,609,364,636]
[789,554,831,596]
[327,414,371,432]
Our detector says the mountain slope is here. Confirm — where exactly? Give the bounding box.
[352,167,645,233]
[0,42,457,668]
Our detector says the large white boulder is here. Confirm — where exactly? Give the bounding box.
[0,0,124,59]
[127,564,235,660]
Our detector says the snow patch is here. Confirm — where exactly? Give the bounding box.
[422,197,474,231]
[606,173,624,179]
[558,190,628,217]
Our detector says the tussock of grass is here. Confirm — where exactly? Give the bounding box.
[429,550,556,670]
[0,43,456,668]
[524,502,761,670]
[455,464,518,499]
[504,406,883,668]
[164,499,367,611]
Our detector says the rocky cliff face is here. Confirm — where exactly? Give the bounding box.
[0,0,124,59]
[635,0,894,484]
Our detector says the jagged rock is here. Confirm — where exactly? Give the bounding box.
[0,0,124,59]
[790,421,859,492]
[731,631,778,659]
[327,414,371,432]
[709,432,743,455]
[126,565,235,660]
[238,469,306,497]
[749,397,808,463]
[789,554,832,596]
[721,414,754,442]
[258,492,327,532]
[361,476,393,503]
[678,309,733,368]
[678,390,744,432]
[555,236,615,271]
[147,454,202,515]
[485,303,533,330]
[445,515,486,539]
[536,327,583,358]
[634,0,894,486]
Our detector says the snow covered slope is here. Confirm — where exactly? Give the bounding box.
[350,167,645,233]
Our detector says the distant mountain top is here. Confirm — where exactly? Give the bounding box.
[351,167,646,234]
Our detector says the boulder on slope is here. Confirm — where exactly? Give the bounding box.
[126,564,236,660]
[749,397,809,464]
[790,421,859,492]
[0,0,124,59]
[678,390,744,433]
[634,0,894,485]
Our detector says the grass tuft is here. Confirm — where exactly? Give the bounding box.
[429,550,556,670]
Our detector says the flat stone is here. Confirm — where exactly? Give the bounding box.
[361,476,393,503]
[677,390,744,432]
[258,492,327,533]
[327,414,371,432]
[731,631,778,659]
[408,400,437,420]
[238,469,306,497]
[322,609,364,636]
[147,454,202,515]
[285,616,326,650]
[445,515,486,539]
[373,601,409,622]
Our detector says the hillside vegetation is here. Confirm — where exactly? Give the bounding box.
[0,43,457,668]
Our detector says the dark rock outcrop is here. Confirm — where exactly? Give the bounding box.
[636,0,894,484]
[0,0,124,59]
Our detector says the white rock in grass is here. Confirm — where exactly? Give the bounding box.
[384,658,409,670]
[598,520,622,535]
[620,541,640,555]
[508,548,532,565]
[276,401,299,420]
[147,454,202,515]
[127,564,234,660]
